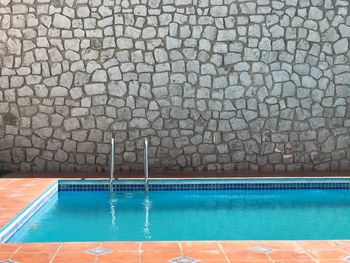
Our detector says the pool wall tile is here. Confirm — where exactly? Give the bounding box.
[57,180,350,192]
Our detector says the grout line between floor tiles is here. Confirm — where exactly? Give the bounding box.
[294,241,304,251]
[178,242,183,256]
[138,242,142,263]
[294,241,322,263]
[334,240,342,248]
[50,243,63,263]
[95,242,102,263]
[298,246,319,263]
[9,243,22,259]
[339,246,350,257]
[217,241,230,263]
[265,252,275,263]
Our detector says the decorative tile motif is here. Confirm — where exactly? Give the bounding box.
[169,256,200,263]
[84,247,113,255]
[0,260,18,263]
[343,255,350,261]
[249,245,276,254]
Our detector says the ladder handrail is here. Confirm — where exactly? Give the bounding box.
[109,137,115,192]
[144,138,149,191]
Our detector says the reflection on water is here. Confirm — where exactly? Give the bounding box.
[143,193,152,239]
[109,192,118,230]
[109,191,152,239]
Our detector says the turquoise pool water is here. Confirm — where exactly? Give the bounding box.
[8,187,350,242]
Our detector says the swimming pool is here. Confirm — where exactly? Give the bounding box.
[3,178,350,242]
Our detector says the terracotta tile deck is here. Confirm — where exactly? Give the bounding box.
[2,240,350,262]
[1,173,350,262]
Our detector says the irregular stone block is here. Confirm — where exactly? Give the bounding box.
[129,118,149,128]
[210,6,228,17]
[334,39,348,54]
[152,72,169,86]
[230,117,247,130]
[77,142,95,153]
[108,81,127,97]
[32,113,49,129]
[339,24,350,37]
[52,14,71,29]
[63,118,80,131]
[166,36,181,49]
[51,86,68,97]
[85,84,106,95]
[7,38,21,55]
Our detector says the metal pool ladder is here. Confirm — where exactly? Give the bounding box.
[109,137,115,192]
[144,138,149,192]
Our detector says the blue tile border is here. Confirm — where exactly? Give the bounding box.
[0,182,58,243]
[58,178,350,192]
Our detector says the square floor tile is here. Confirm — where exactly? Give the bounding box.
[84,247,113,255]
[169,256,200,263]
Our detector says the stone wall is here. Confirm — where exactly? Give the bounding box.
[0,0,350,172]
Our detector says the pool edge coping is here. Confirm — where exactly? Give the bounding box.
[0,181,58,243]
